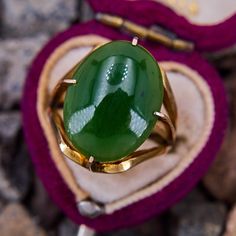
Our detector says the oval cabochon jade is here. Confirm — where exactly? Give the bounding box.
[63,41,163,162]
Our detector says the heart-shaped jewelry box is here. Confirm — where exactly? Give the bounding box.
[22,0,233,232]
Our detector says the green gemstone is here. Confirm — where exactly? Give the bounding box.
[63,41,163,162]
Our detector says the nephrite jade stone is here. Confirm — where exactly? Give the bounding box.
[63,41,163,162]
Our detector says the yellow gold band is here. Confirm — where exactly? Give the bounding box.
[49,49,177,174]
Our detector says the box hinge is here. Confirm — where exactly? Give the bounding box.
[96,13,194,52]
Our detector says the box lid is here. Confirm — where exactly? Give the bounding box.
[88,0,236,52]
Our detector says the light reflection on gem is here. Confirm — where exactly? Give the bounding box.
[129,109,147,137]
[106,63,129,85]
[68,105,95,134]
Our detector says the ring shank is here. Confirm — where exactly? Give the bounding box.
[49,60,177,173]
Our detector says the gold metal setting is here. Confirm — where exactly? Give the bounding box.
[49,40,177,174]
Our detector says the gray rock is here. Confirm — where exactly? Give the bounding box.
[0,203,46,236]
[204,77,236,203]
[176,187,209,204]
[169,193,227,236]
[209,48,236,71]
[78,0,94,22]
[224,205,236,236]
[0,166,22,201]
[98,217,165,236]
[5,142,33,200]
[0,112,21,201]
[57,218,78,236]
[0,35,48,109]
[0,112,32,201]
[0,112,21,142]
[29,178,62,229]
[2,0,77,37]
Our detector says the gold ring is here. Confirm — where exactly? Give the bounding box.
[49,38,177,174]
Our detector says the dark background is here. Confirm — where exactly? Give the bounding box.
[0,0,236,235]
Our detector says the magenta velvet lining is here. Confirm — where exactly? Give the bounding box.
[88,0,236,52]
[22,21,228,232]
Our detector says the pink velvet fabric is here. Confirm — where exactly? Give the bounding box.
[88,0,236,52]
[22,21,227,232]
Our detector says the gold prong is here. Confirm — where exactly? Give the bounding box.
[153,110,176,145]
[89,156,94,163]
[87,156,94,172]
[132,37,138,46]
[153,111,165,118]
[63,79,77,84]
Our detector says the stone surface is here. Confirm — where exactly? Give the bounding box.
[0,112,21,142]
[203,78,236,203]
[64,41,163,161]
[224,205,236,236]
[58,218,78,236]
[0,36,48,109]
[29,178,62,229]
[2,0,77,37]
[4,142,32,200]
[169,198,226,236]
[98,217,165,236]
[0,112,30,201]
[78,0,94,22]
[0,203,46,236]
[210,50,236,73]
